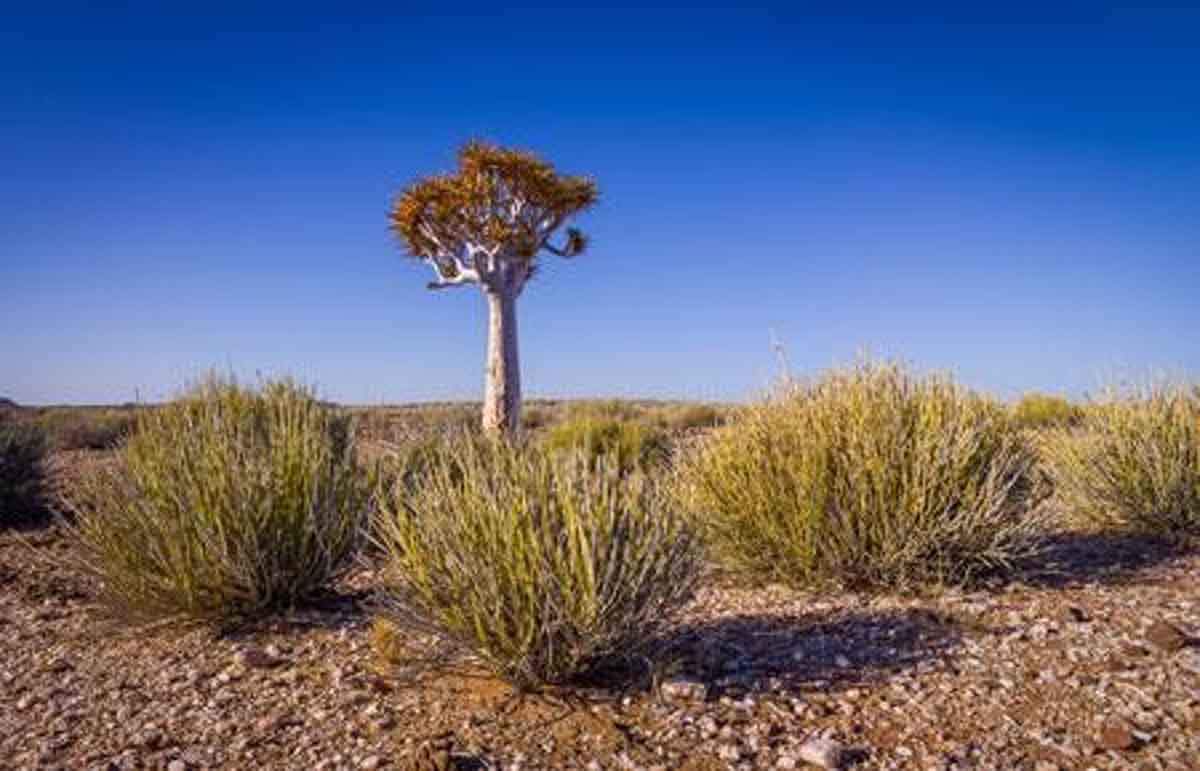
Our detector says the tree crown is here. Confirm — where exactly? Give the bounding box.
[389,141,598,291]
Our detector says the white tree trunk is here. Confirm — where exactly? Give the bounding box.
[481,283,521,434]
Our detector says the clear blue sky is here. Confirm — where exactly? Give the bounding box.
[3,3,1197,404]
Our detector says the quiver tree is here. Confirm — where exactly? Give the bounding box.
[390,142,598,434]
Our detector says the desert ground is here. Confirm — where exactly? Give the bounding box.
[4,517,1199,771]
[2,401,1198,771]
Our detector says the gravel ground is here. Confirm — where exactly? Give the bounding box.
[2,469,1198,770]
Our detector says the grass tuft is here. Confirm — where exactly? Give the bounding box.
[1039,384,1200,538]
[61,376,369,620]
[372,436,701,688]
[541,414,667,472]
[1011,393,1085,431]
[675,360,1049,590]
[655,403,728,432]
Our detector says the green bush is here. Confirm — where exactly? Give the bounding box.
[1039,385,1200,537]
[1012,393,1085,431]
[541,415,667,472]
[61,378,369,619]
[675,361,1048,590]
[373,437,701,688]
[1,423,49,525]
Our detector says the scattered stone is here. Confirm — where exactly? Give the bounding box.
[401,739,452,771]
[5,521,1200,770]
[1146,620,1191,652]
[1176,648,1200,676]
[238,647,283,670]
[1062,606,1090,623]
[660,678,707,702]
[1098,717,1138,751]
[796,735,846,769]
[44,658,72,674]
[255,713,291,733]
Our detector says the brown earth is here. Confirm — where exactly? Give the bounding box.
[2,455,1199,770]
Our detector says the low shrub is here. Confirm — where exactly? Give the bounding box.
[541,415,667,472]
[675,361,1048,590]
[356,403,480,444]
[567,399,643,422]
[1011,393,1085,431]
[61,377,369,619]
[520,405,552,431]
[34,408,135,451]
[654,403,729,433]
[1039,385,1199,537]
[372,437,701,688]
[371,432,466,497]
[1,423,48,525]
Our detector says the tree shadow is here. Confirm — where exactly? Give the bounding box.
[640,607,966,699]
[1010,531,1192,589]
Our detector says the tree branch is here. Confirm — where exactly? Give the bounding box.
[542,228,587,258]
[425,255,480,290]
[427,275,477,290]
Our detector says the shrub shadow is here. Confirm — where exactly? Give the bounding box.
[212,585,373,639]
[0,524,91,605]
[1011,531,1191,589]
[0,506,56,533]
[637,607,965,698]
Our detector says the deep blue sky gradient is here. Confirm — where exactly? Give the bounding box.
[3,3,1198,404]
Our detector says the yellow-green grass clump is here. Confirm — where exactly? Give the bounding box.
[656,403,728,432]
[1011,392,1085,431]
[62,377,368,619]
[541,414,667,472]
[1039,384,1200,538]
[373,436,701,688]
[676,361,1049,590]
